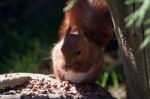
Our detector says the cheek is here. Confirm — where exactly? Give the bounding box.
[51,40,66,69]
[80,44,93,60]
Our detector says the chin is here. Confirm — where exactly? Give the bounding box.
[61,67,97,83]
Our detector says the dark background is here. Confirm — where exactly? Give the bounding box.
[0,0,66,73]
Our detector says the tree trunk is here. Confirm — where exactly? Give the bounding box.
[106,0,150,99]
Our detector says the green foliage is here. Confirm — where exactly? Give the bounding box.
[7,38,43,73]
[63,0,77,12]
[100,69,120,88]
[125,0,150,27]
[99,48,123,88]
[101,71,109,87]
[125,0,150,49]
[125,0,143,4]
[111,71,119,88]
[0,32,47,73]
[8,52,39,73]
[140,33,150,49]
[0,0,64,73]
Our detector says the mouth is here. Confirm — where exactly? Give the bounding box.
[62,64,73,71]
[62,62,79,71]
[63,60,75,69]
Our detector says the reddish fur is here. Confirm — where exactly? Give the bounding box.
[51,0,113,83]
[59,0,113,47]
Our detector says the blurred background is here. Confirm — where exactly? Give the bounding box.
[0,0,65,74]
[0,0,125,98]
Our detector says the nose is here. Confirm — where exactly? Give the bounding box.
[61,34,81,57]
[61,43,81,57]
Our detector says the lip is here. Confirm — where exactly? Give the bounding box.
[64,61,75,69]
[62,65,73,71]
[63,62,80,71]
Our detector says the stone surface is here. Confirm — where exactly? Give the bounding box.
[0,73,115,99]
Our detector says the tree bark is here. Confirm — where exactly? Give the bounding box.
[106,0,150,99]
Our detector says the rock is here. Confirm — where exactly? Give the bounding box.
[0,73,115,99]
[0,73,31,90]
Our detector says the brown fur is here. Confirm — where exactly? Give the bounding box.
[59,0,113,47]
[51,0,113,83]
